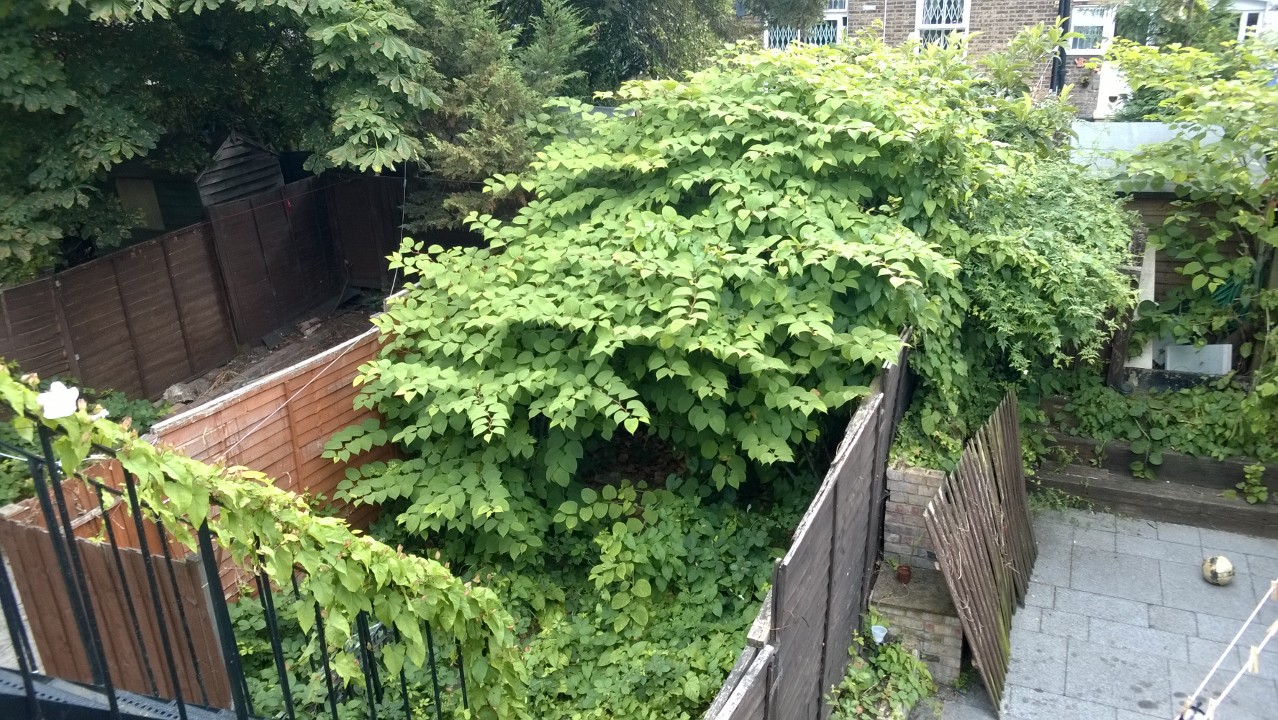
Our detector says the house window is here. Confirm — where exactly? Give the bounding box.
[916,0,969,45]
[764,9,847,49]
[1239,11,1261,41]
[827,0,848,9]
[1069,6,1113,54]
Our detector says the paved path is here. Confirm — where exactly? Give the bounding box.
[937,509,1278,720]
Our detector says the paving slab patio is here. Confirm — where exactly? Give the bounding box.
[926,509,1278,720]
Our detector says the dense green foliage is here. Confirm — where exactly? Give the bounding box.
[1050,373,1277,477]
[828,612,936,720]
[1114,0,1237,47]
[0,368,526,720]
[402,0,591,229]
[332,29,1134,561]
[1109,0,1238,122]
[235,472,810,719]
[1108,39,1278,442]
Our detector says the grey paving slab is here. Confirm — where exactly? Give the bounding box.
[1113,516,1160,539]
[1031,536,1071,588]
[1015,605,1042,632]
[1168,662,1278,720]
[1023,581,1054,609]
[929,510,1278,719]
[1064,641,1170,717]
[1162,559,1270,620]
[1039,609,1088,641]
[1074,527,1117,552]
[1003,686,1119,720]
[1200,528,1278,560]
[1090,616,1188,662]
[1054,586,1150,627]
[1005,630,1068,694]
[1149,606,1197,635]
[1071,546,1164,604]
[1117,534,1206,564]
[1156,522,1202,546]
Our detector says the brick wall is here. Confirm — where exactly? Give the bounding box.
[1065,62,1101,119]
[884,465,946,568]
[846,0,1059,54]
[875,603,963,683]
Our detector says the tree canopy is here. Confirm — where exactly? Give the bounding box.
[0,0,589,282]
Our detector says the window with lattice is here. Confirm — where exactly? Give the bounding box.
[915,0,969,45]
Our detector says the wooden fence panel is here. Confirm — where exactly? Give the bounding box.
[769,479,834,720]
[149,328,394,594]
[326,176,403,290]
[161,226,237,376]
[0,278,71,380]
[284,178,341,311]
[924,392,1036,711]
[707,340,912,720]
[0,226,236,400]
[0,519,231,706]
[209,178,341,344]
[209,195,277,342]
[57,260,146,397]
[713,646,773,720]
[112,243,192,395]
[820,397,880,712]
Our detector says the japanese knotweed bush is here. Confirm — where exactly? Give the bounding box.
[331,35,1133,559]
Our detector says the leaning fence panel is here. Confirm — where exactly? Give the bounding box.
[924,391,1037,713]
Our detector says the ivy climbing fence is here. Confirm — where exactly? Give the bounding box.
[706,341,911,720]
[0,421,477,720]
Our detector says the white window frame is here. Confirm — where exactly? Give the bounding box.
[1067,5,1115,56]
[1238,11,1262,42]
[915,0,971,45]
[763,7,848,49]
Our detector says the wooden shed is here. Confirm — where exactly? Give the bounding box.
[195,133,284,207]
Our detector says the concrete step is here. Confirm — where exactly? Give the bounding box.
[1038,464,1278,539]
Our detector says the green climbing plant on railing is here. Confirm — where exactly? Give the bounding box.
[0,366,527,720]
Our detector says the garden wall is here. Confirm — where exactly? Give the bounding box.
[707,342,912,720]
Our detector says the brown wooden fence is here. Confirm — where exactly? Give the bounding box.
[148,325,394,596]
[707,342,911,720]
[208,176,342,342]
[0,175,397,401]
[0,479,232,707]
[923,392,1037,710]
[325,175,404,291]
[0,225,237,399]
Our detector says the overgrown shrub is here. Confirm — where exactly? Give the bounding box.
[235,472,811,719]
[331,28,1134,560]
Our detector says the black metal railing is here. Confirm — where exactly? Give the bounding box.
[0,421,470,720]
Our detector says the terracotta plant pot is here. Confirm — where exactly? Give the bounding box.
[896,564,912,585]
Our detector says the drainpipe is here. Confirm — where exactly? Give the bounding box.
[1051,0,1072,93]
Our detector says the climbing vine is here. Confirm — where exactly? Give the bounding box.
[0,367,526,720]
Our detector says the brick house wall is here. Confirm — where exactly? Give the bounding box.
[845,0,1059,54]
[1065,62,1101,118]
